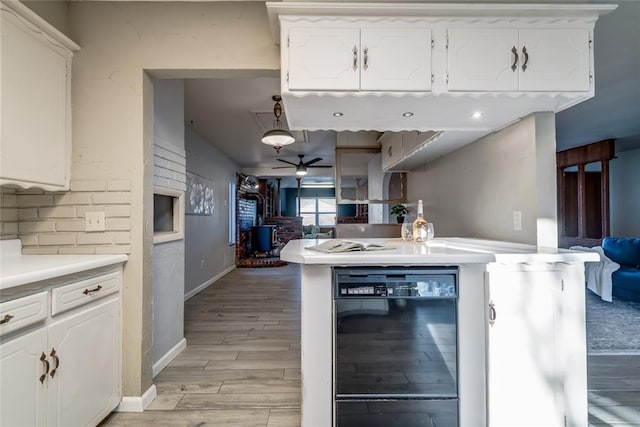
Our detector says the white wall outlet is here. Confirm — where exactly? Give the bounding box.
[513,210,522,231]
[85,211,106,232]
[200,260,205,270]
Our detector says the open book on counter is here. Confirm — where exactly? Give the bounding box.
[306,239,396,253]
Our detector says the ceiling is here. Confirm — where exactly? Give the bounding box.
[183,0,640,188]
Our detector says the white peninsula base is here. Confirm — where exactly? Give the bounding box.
[281,238,598,427]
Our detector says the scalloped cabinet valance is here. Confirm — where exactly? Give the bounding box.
[266,2,616,136]
[0,0,80,191]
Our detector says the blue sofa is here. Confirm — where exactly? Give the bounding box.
[602,237,640,302]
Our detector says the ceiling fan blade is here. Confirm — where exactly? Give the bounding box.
[272,166,293,169]
[303,157,323,166]
[276,159,298,166]
[308,165,333,168]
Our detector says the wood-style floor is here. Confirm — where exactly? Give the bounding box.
[103,264,302,427]
[103,264,640,426]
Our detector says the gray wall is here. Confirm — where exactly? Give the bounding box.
[152,79,185,366]
[185,127,239,297]
[610,147,640,237]
[408,113,557,246]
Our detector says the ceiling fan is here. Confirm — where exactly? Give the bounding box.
[272,154,332,176]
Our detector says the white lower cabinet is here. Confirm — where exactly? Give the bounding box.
[0,270,122,427]
[0,327,48,426]
[485,270,564,427]
[47,298,121,427]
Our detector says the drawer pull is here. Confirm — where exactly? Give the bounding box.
[0,314,15,325]
[83,285,103,295]
[50,348,60,378]
[39,352,49,384]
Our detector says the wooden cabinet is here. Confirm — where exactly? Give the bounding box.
[485,269,565,426]
[0,1,79,191]
[0,269,122,427]
[448,28,590,92]
[288,26,432,91]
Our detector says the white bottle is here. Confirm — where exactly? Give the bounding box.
[412,200,429,243]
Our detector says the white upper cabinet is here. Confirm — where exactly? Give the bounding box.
[448,28,590,92]
[518,29,590,92]
[289,27,360,91]
[359,28,432,91]
[0,1,79,191]
[288,26,432,91]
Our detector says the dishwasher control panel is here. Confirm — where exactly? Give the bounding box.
[334,267,458,299]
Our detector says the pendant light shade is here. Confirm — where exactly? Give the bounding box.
[262,95,295,150]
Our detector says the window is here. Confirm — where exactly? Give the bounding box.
[229,181,236,245]
[298,197,336,226]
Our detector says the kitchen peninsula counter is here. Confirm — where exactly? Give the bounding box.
[281,238,598,427]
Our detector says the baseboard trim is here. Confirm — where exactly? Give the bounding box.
[184,265,236,301]
[153,338,187,378]
[115,384,157,412]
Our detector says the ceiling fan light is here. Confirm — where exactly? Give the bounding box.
[261,129,295,146]
[296,165,308,176]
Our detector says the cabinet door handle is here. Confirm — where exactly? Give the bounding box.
[83,285,102,295]
[39,352,49,384]
[488,300,497,326]
[387,146,393,157]
[363,47,369,71]
[511,46,518,71]
[0,314,14,325]
[352,46,358,71]
[522,46,529,72]
[50,348,60,378]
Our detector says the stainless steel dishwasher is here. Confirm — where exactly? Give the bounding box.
[333,267,459,427]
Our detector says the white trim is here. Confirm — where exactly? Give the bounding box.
[153,338,187,378]
[115,384,157,413]
[184,265,236,301]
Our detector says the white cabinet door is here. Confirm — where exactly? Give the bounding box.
[0,328,48,427]
[360,28,432,91]
[0,6,72,190]
[448,28,518,91]
[448,28,590,93]
[380,132,403,170]
[485,270,564,427]
[518,29,590,92]
[47,298,121,427]
[288,27,360,91]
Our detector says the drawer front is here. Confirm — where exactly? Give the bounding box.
[52,272,119,316]
[0,291,48,337]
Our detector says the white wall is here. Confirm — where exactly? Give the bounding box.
[184,127,238,298]
[610,147,640,237]
[65,1,278,397]
[152,79,185,368]
[408,113,557,246]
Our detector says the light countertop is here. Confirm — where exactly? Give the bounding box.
[0,239,127,291]
[280,237,600,265]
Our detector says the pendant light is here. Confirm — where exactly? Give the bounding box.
[261,95,295,152]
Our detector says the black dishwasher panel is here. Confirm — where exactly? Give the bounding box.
[334,267,459,427]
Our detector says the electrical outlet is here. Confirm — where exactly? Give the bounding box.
[200,260,205,270]
[85,212,106,232]
[513,211,522,231]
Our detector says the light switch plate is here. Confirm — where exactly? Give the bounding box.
[513,211,522,231]
[85,212,106,232]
